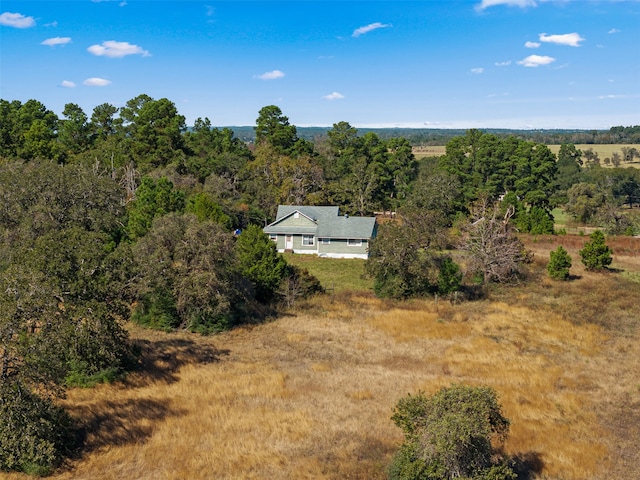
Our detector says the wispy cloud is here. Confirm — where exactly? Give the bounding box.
[323,92,345,101]
[83,77,111,86]
[471,68,484,74]
[608,28,620,34]
[352,22,391,38]
[495,60,511,66]
[517,54,555,67]
[539,32,585,47]
[256,70,285,80]
[525,41,540,48]
[0,11,36,28]
[476,0,536,11]
[41,37,71,46]
[87,40,150,58]
[205,5,215,16]
[61,80,76,88]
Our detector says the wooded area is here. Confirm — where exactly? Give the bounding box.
[1,94,639,476]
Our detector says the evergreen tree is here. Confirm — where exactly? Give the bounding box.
[547,246,572,280]
[579,230,612,271]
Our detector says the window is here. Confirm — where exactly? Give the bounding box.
[321,238,330,245]
[269,234,277,242]
[302,235,315,246]
[347,238,362,247]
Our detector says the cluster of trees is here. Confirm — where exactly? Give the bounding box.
[0,157,317,473]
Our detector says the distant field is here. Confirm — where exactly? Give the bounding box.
[413,144,640,166]
[548,144,640,167]
[412,145,447,158]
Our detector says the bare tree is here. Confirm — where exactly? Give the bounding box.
[460,197,531,284]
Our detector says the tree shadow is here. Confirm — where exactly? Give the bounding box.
[67,396,183,456]
[127,337,230,387]
[63,336,230,465]
[511,451,545,480]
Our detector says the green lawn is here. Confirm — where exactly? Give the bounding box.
[283,253,373,293]
[551,207,569,226]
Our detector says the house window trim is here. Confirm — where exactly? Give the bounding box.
[347,238,362,247]
[321,238,330,245]
[269,234,277,242]
[302,235,315,246]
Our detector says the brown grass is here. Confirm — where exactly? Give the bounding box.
[3,236,639,480]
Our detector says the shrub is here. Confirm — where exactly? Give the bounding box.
[437,256,462,295]
[547,246,572,281]
[579,230,613,271]
[0,382,76,476]
[390,384,515,480]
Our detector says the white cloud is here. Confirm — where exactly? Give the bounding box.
[323,92,345,101]
[256,70,285,80]
[608,28,620,34]
[0,12,36,28]
[352,22,391,38]
[525,41,540,48]
[495,60,511,66]
[539,32,585,47]
[471,68,484,74]
[61,80,76,88]
[83,77,111,86]
[87,40,150,58]
[476,0,537,11]
[517,54,556,67]
[41,37,72,46]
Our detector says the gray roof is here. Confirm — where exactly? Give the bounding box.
[264,205,377,239]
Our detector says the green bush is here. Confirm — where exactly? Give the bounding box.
[437,256,462,295]
[579,230,613,271]
[389,385,515,480]
[0,382,76,476]
[547,246,572,281]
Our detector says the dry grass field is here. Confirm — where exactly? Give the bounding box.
[547,144,640,167]
[412,144,640,167]
[2,236,639,480]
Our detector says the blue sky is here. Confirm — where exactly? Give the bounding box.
[1,0,639,129]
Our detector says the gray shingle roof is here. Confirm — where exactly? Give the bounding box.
[264,205,376,239]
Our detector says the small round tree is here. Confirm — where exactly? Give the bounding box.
[547,246,572,281]
[579,230,612,271]
[390,384,515,480]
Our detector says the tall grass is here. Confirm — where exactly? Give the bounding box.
[5,236,637,480]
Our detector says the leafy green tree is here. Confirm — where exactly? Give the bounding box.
[89,102,120,140]
[0,382,75,475]
[390,385,515,480]
[186,192,233,229]
[565,183,607,224]
[131,213,251,333]
[235,224,288,302]
[365,222,435,299]
[58,103,91,156]
[547,246,572,280]
[579,230,613,271]
[254,105,298,154]
[126,176,185,240]
[183,118,252,183]
[119,94,187,169]
[437,256,462,295]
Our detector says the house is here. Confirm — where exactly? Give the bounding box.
[263,205,377,259]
